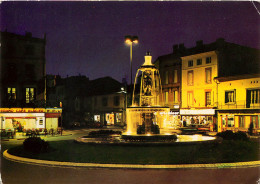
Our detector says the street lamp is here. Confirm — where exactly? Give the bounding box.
[125,35,138,104]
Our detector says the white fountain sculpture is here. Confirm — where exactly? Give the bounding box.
[125,52,171,135]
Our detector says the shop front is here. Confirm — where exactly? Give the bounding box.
[161,110,181,129]
[105,112,123,126]
[0,108,62,133]
[180,109,216,131]
[217,109,260,133]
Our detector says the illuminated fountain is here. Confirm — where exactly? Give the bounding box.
[124,52,172,137]
[76,52,216,144]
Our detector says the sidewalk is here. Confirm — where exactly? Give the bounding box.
[1,131,73,142]
[3,149,260,170]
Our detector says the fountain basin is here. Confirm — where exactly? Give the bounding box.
[75,134,217,145]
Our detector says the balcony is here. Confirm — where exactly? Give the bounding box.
[217,100,260,109]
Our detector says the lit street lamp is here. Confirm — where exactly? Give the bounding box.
[125,35,138,104]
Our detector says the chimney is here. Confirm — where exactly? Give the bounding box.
[196,40,203,47]
[173,44,178,53]
[178,43,185,53]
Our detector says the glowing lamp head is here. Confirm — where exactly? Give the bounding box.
[125,35,138,45]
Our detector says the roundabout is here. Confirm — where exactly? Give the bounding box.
[3,149,260,169]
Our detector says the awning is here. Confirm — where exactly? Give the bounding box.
[180,109,215,115]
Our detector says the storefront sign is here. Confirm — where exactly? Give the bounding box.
[180,109,215,115]
[159,111,179,115]
[0,108,62,113]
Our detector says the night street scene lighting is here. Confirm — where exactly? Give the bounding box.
[125,35,138,104]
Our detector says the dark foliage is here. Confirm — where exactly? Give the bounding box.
[217,130,248,141]
[23,137,49,154]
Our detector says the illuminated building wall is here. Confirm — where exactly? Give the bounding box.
[154,50,182,110]
[181,51,218,109]
[215,74,260,132]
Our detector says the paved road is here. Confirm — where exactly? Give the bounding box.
[1,129,260,184]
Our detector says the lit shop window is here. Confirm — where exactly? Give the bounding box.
[239,116,245,128]
[26,88,35,103]
[7,87,16,101]
[227,115,234,127]
[39,119,43,125]
[225,90,235,103]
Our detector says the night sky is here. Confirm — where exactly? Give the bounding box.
[1,1,259,83]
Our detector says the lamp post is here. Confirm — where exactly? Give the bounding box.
[125,35,138,105]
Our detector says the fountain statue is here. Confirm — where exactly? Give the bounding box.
[125,52,171,135]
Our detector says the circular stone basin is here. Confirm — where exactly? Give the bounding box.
[75,134,216,144]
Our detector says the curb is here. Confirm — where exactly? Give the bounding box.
[3,149,260,170]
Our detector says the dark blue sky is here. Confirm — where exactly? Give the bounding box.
[1,1,259,82]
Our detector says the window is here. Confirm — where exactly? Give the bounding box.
[173,70,178,83]
[252,116,258,128]
[206,57,211,64]
[114,96,120,106]
[197,59,202,65]
[173,91,178,103]
[165,71,168,84]
[205,92,211,106]
[7,88,16,101]
[26,88,35,103]
[102,97,108,106]
[165,92,168,104]
[187,70,193,86]
[188,60,193,67]
[205,67,212,84]
[225,90,235,103]
[227,115,234,127]
[39,119,43,126]
[247,89,260,104]
[187,91,193,107]
[239,116,245,128]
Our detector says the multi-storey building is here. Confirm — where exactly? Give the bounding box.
[1,31,46,107]
[156,38,260,131]
[215,74,260,133]
[181,50,218,126]
[84,77,126,127]
[154,44,184,127]
[180,38,260,130]
[0,31,62,132]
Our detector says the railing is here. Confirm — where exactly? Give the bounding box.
[217,100,260,109]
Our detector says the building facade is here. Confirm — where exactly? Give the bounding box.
[1,31,46,108]
[156,38,260,132]
[215,74,260,133]
[0,31,61,133]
